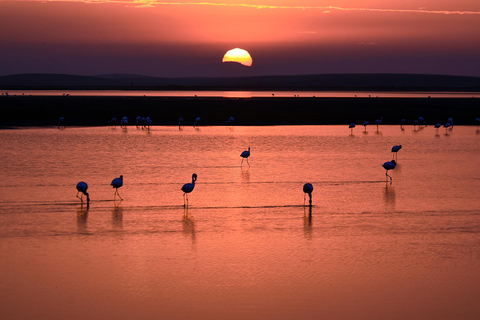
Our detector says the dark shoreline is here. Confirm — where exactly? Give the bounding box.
[1,95,479,127]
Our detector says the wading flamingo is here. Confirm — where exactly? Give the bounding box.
[76,181,90,203]
[303,183,313,206]
[181,173,197,207]
[382,160,396,183]
[241,147,251,167]
[111,175,123,200]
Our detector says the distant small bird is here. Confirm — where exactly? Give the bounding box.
[382,160,396,183]
[413,119,420,130]
[181,173,197,207]
[418,117,427,127]
[400,119,406,130]
[136,116,141,128]
[227,116,235,125]
[120,116,128,128]
[108,118,117,126]
[448,118,454,128]
[374,116,383,130]
[194,117,201,128]
[76,181,90,203]
[57,117,65,129]
[240,147,251,167]
[178,117,184,129]
[145,116,152,129]
[391,145,402,161]
[111,175,123,201]
[349,123,355,134]
[362,121,369,132]
[303,183,313,206]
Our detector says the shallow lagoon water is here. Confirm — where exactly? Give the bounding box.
[1,125,479,319]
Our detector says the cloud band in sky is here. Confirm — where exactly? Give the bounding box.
[9,0,480,15]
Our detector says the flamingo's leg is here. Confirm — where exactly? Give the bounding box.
[247,158,250,167]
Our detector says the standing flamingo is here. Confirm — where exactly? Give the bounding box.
[382,160,396,183]
[303,183,313,206]
[178,117,184,129]
[111,175,123,200]
[362,121,369,132]
[349,123,355,134]
[240,147,251,167]
[76,181,90,203]
[194,117,201,128]
[374,116,383,131]
[181,173,197,207]
[400,119,406,130]
[120,116,128,128]
[227,117,235,125]
[58,117,65,129]
[391,145,402,161]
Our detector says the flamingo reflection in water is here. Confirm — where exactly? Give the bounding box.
[76,181,90,203]
[303,183,313,207]
[181,173,197,207]
[382,160,396,183]
[111,175,123,201]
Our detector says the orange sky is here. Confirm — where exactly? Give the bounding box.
[1,0,479,77]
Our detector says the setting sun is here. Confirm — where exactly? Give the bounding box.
[222,48,253,67]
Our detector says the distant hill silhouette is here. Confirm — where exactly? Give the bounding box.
[1,73,480,91]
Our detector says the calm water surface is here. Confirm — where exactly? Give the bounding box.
[1,125,479,319]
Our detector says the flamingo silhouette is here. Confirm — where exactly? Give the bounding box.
[57,117,65,129]
[391,145,402,161]
[303,183,313,206]
[400,119,406,130]
[111,175,123,200]
[240,147,251,167]
[194,117,201,128]
[362,121,369,132]
[374,116,383,130]
[349,123,355,134]
[120,116,128,128]
[181,173,197,207]
[76,181,90,203]
[382,160,396,183]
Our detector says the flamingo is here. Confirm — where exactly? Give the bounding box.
[400,119,406,130]
[145,116,152,129]
[111,175,123,200]
[418,117,427,127]
[57,117,65,129]
[413,119,420,130]
[240,147,251,167]
[136,116,141,128]
[76,181,90,203]
[349,123,355,134]
[374,116,383,130]
[391,145,402,161]
[108,118,117,126]
[303,183,313,206]
[362,121,369,132]
[181,173,197,207]
[120,116,128,128]
[194,117,201,128]
[448,118,454,128]
[227,116,235,125]
[382,160,396,183]
[434,123,441,128]
[178,117,184,129]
